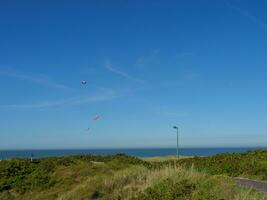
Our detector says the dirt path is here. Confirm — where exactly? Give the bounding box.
[235,177,267,193]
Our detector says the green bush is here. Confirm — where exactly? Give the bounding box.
[134,178,196,200]
[0,154,152,193]
[0,150,266,200]
[156,150,267,180]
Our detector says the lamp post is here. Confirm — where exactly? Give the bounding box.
[173,126,179,158]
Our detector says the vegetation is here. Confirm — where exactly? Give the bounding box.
[157,150,267,181]
[133,168,265,200]
[142,155,191,162]
[0,151,266,200]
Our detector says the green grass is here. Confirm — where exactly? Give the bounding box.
[0,154,151,200]
[0,151,266,200]
[172,150,267,181]
[133,167,265,200]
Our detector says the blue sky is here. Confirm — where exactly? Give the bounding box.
[1,0,267,149]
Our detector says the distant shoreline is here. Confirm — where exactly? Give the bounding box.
[1,147,266,160]
[1,146,266,151]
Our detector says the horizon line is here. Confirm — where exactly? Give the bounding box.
[1,146,266,151]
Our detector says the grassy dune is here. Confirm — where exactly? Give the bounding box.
[162,150,267,181]
[0,151,266,200]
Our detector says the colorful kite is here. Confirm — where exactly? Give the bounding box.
[86,115,102,133]
[93,115,101,121]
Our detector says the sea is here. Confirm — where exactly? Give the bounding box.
[0,147,266,160]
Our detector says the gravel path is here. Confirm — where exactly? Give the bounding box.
[235,177,267,193]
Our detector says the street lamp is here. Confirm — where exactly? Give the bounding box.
[173,126,179,158]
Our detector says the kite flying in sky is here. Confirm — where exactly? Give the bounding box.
[85,115,102,133]
[81,80,87,85]
[93,115,101,121]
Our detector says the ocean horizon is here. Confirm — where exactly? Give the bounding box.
[1,147,266,160]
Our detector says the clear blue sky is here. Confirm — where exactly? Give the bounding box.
[1,0,267,149]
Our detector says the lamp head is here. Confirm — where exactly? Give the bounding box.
[173,126,178,129]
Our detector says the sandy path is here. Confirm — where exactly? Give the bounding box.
[235,177,267,193]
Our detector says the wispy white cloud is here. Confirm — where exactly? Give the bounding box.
[105,61,144,83]
[0,87,117,110]
[225,1,267,33]
[0,69,71,90]
[135,49,160,68]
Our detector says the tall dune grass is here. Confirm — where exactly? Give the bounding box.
[1,153,266,200]
[62,165,266,200]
